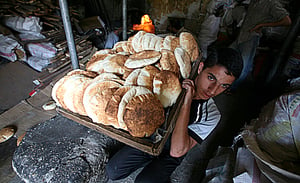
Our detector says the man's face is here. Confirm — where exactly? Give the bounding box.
[193,64,236,100]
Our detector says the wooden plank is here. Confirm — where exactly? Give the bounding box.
[57,108,157,155]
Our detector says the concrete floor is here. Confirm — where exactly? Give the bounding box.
[0,60,57,183]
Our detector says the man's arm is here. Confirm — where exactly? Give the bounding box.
[250,15,291,32]
[170,79,198,157]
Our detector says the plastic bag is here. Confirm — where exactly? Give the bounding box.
[0,34,26,62]
[3,16,42,34]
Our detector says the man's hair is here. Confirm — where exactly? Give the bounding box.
[203,47,243,79]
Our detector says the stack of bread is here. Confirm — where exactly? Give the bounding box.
[52,31,200,138]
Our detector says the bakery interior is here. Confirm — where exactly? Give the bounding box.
[0,0,300,182]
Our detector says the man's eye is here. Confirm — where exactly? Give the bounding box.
[221,84,230,89]
[208,75,214,81]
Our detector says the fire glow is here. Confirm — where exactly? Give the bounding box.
[132,14,155,33]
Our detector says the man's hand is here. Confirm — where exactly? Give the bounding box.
[182,79,195,105]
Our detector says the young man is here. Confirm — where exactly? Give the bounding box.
[106,47,243,183]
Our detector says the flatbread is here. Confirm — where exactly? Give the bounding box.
[137,65,160,91]
[123,93,165,137]
[153,70,182,108]
[63,75,91,113]
[160,49,180,76]
[125,50,161,69]
[132,31,146,52]
[174,47,191,79]
[83,80,121,124]
[179,32,199,61]
[124,68,141,86]
[162,35,180,52]
[105,86,133,129]
[117,86,152,130]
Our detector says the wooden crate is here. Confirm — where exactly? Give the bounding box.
[58,57,201,156]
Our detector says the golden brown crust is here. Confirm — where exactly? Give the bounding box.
[153,70,182,108]
[123,93,165,137]
[125,50,161,69]
[179,32,199,61]
[83,80,121,124]
[105,86,133,129]
[174,47,191,79]
[160,49,180,76]
[137,65,160,91]
[162,35,179,52]
[85,54,110,70]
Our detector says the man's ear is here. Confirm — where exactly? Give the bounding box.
[198,62,204,74]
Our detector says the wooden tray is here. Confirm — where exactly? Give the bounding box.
[58,57,201,156]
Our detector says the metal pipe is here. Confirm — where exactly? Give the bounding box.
[122,0,127,40]
[59,0,79,69]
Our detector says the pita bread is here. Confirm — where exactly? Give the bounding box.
[137,65,160,91]
[52,70,98,111]
[124,68,141,86]
[125,50,161,69]
[153,70,182,108]
[132,31,146,52]
[162,35,180,52]
[72,79,93,116]
[87,54,128,75]
[51,75,70,107]
[85,54,110,72]
[67,69,98,78]
[105,86,133,129]
[113,41,127,53]
[117,86,152,130]
[160,49,180,76]
[83,80,121,124]
[93,72,120,81]
[179,32,199,61]
[174,47,191,79]
[155,37,164,52]
[63,75,91,113]
[126,41,136,54]
[123,93,165,137]
[85,48,116,70]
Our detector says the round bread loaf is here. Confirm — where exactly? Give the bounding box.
[105,86,133,130]
[87,54,128,75]
[160,49,180,76]
[117,86,152,130]
[83,80,121,125]
[142,33,156,50]
[123,93,165,137]
[51,75,70,108]
[52,69,98,112]
[132,31,146,52]
[179,32,199,61]
[125,50,161,69]
[66,69,99,78]
[72,79,93,116]
[63,75,91,113]
[174,47,191,79]
[0,126,15,143]
[124,68,141,86]
[153,70,182,108]
[137,65,160,91]
[113,41,128,53]
[85,54,110,71]
[162,35,180,52]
